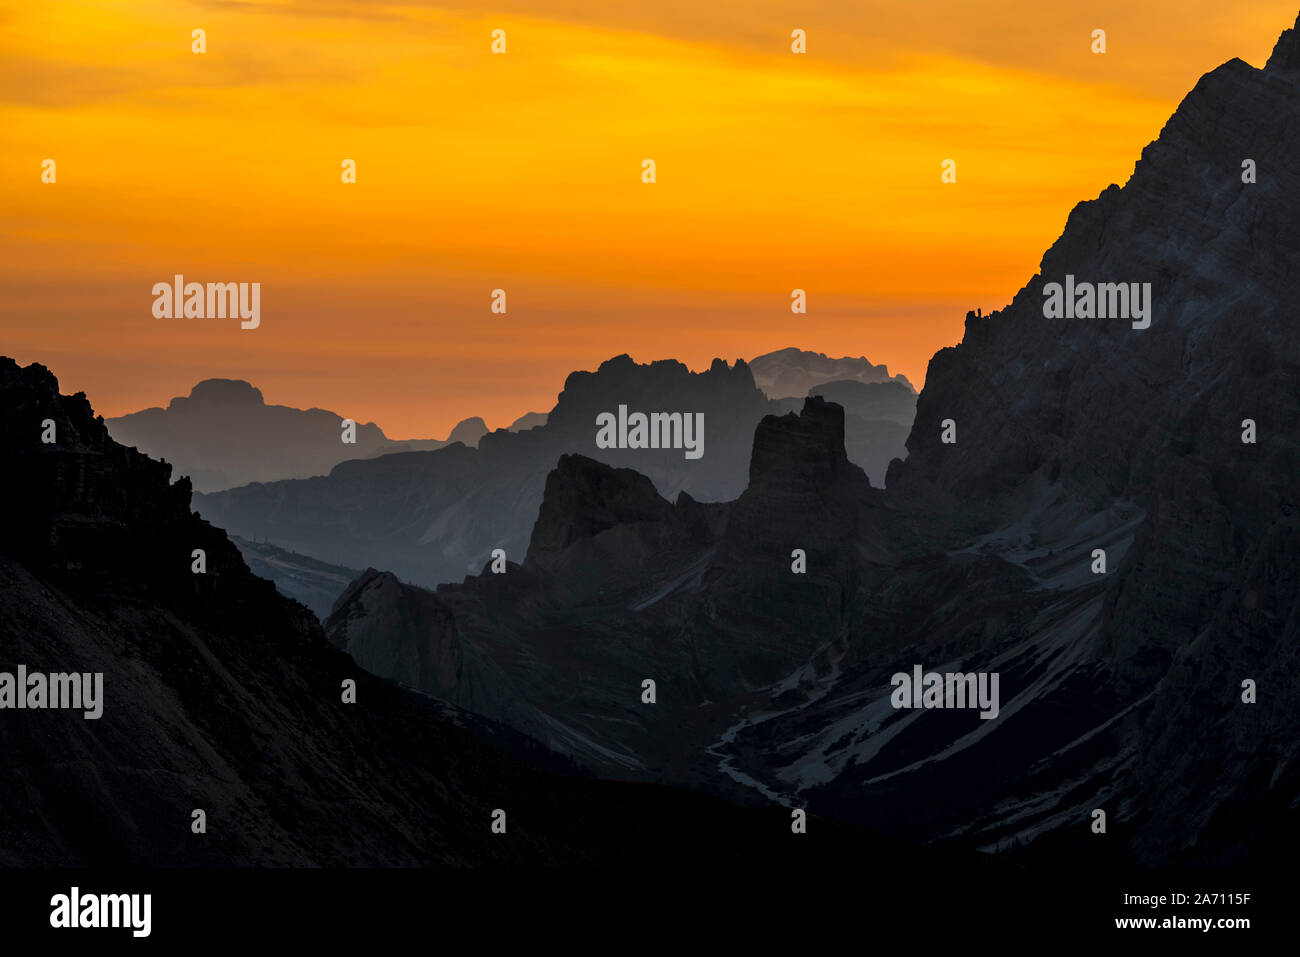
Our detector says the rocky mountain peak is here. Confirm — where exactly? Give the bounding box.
[1,358,109,455]
[171,378,266,410]
[328,567,396,615]
[446,416,489,447]
[548,354,765,435]
[1266,11,1300,73]
[748,395,853,489]
[890,18,1300,525]
[2,357,188,559]
[0,356,318,643]
[523,454,676,571]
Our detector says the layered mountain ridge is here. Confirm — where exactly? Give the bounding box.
[8,12,1298,874]
[1,356,932,867]
[322,15,1300,869]
[198,352,915,593]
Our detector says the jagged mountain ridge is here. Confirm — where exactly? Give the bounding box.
[326,15,1300,869]
[196,353,916,594]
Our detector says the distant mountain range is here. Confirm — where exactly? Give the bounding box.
[107,348,910,496]
[197,352,916,593]
[105,379,490,493]
[748,346,915,398]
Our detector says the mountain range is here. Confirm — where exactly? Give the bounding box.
[194,353,916,592]
[318,15,1300,869]
[6,10,1299,877]
[107,348,909,497]
[1,355,949,869]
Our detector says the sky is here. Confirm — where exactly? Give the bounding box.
[2,0,1296,437]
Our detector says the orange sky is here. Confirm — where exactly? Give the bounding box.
[1,1,1295,437]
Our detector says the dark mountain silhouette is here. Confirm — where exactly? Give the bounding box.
[0,355,957,869]
[748,347,916,398]
[105,380,487,493]
[322,16,1300,871]
[196,354,914,597]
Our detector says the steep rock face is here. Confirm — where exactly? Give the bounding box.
[747,395,854,487]
[3,364,303,628]
[731,19,1300,866]
[326,569,465,690]
[877,22,1300,722]
[324,569,554,744]
[1125,512,1300,867]
[771,379,916,486]
[1267,11,1300,72]
[525,454,681,574]
[719,397,890,630]
[692,400,900,723]
[893,44,1300,524]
